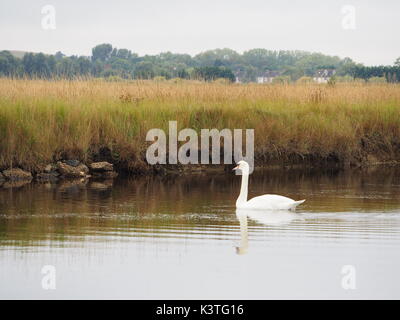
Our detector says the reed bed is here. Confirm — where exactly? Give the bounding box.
[0,78,399,172]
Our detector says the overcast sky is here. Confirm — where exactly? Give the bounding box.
[0,0,399,65]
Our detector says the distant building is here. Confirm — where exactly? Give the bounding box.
[234,71,246,83]
[257,71,281,84]
[313,69,336,83]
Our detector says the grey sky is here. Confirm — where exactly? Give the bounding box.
[0,0,399,65]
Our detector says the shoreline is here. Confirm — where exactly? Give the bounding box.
[1,157,399,189]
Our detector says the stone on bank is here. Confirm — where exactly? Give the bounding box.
[56,161,89,178]
[2,168,33,181]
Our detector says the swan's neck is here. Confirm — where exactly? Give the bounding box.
[236,172,249,206]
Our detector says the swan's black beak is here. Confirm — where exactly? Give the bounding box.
[232,166,239,171]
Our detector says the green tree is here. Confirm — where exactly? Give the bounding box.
[116,49,132,60]
[193,66,235,82]
[22,53,35,76]
[0,51,19,76]
[77,56,92,75]
[92,43,113,62]
[134,61,155,79]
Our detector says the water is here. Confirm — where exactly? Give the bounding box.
[0,167,400,299]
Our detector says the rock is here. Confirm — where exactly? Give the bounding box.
[89,161,114,172]
[89,162,117,179]
[2,168,33,181]
[62,160,81,167]
[57,161,89,178]
[44,164,58,173]
[36,172,59,182]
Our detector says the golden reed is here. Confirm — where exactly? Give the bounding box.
[0,77,399,172]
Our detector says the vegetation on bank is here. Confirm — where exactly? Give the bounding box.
[1,44,400,82]
[0,78,399,173]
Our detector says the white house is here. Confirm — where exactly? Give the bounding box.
[313,69,336,83]
[257,71,281,84]
[234,71,246,83]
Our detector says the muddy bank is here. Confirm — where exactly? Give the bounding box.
[1,150,399,189]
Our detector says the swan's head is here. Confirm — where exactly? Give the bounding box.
[233,160,250,174]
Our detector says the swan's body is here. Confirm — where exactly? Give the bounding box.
[233,161,305,211]
[238,194,305,210]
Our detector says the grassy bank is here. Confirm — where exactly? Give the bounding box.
[0,78,399,173]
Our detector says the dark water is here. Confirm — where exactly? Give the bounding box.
[0,167,400,299]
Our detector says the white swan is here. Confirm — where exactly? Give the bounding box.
[233,160,305,211]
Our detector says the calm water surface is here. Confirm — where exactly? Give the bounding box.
[1,167,400,299]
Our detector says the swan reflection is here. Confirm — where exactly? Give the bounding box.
[235,209,299,255]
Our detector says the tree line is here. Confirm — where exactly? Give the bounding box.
[0,43,399,82]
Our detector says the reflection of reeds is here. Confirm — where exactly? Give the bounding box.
[0,78,400,171]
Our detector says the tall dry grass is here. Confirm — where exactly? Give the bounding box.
[0,78,399,171]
